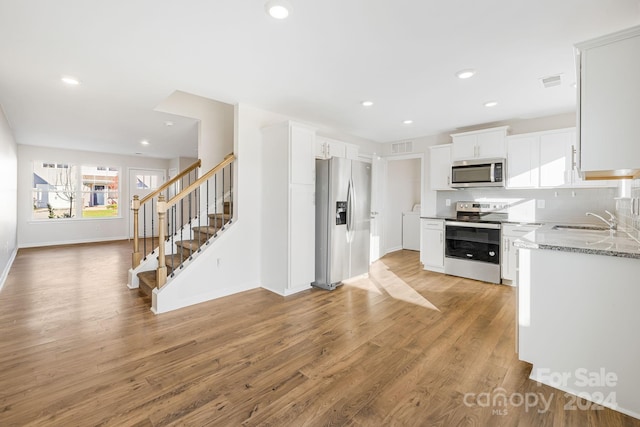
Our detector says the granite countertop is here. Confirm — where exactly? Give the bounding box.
[513,223,640,259]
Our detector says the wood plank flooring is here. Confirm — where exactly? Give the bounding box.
[1,242,638,426]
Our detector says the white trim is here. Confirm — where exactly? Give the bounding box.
[0,248,18,293]
[153,281,258,314]
[18,235,128,249]
[385,245,403,254]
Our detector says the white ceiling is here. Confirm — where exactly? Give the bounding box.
[1,0,639,159]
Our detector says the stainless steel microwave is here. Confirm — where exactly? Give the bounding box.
[450,158,505,188]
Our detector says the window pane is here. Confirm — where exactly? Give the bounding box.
[81,166,119,218]
[32,191,74,219]
[33,162,78,220]
[136,174,159,190]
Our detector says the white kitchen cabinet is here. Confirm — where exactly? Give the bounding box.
[429,144,452,190]
[538,130,573,188]
[261,121,316,296]
[506,135,539,188]
[315,136,358,160]
[420,219,444,273]
[345,143,359,160]
[501,223,540,283]
[576,25,640,179]
[506,128,614,189]
[451,126,509,161]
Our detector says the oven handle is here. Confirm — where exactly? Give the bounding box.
[445,221,501,230]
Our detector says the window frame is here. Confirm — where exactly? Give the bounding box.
[32,161,122,221]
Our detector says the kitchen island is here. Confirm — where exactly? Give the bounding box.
[514,225,640,420]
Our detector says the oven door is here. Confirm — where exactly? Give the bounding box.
[444,221,501,264]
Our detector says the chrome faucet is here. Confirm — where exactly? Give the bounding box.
[586,210,618,230]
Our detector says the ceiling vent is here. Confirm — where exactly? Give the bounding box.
[391,141,413,154]
[540,74,562,88]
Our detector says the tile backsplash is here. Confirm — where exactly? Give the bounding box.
[616,178,640,236]
[436,187,617,224]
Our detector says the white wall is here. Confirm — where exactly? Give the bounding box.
[384,158,421,253]
[155,103,291,312]
[17,145,169,247]
[0,105,17,290]
[155,90,234,170]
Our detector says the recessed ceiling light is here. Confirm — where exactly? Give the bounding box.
[484,101,498,107]
[61,76,80,85]
[140,140,150,146]
[456,69,476,79]
[164,121,174,127]
[265,0,291,19]
[361,101,374,107]
[402,120,413,125]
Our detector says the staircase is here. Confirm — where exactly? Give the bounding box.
[137,203,232,299]
[129,154,235,307]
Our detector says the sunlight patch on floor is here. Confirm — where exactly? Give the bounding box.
[342,274,383,295]
[365,260,440,312]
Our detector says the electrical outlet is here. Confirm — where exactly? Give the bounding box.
[445,199,451,207]
[537,199,545,209]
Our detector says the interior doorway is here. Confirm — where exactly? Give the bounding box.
[381,155,424,255]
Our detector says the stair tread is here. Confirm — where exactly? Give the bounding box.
[137,270,156,296]
[207,212,232,218]
[175,239,201,250]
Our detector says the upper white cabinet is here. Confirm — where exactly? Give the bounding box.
[506,128,613,189]
[290,125,316,185]
[429,144,452,190]
[451,126,509,161]
[315,136,359,160]
[576,25,640,179]
[506,135,539,188]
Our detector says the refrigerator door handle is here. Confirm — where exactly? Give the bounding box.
[346,178,355,242]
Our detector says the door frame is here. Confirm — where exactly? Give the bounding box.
[379,152,425,257]
[127,167,167,239]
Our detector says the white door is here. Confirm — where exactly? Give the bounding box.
[369,156,384,263]
[129,168,166,238]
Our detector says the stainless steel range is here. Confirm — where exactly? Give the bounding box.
[444,201,508,284]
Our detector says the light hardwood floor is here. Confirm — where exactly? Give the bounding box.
[1,242,638,426]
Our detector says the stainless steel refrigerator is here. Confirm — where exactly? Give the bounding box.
[313,157,371,290]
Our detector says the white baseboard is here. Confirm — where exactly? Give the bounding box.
[0,248,18,293]
[385,246,403,254]
[18,235,129,249]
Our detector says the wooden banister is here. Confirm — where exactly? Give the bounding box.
[131,159,201,268]
[165,153,235,210]
[139,159,201,205]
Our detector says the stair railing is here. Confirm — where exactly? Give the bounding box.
[131,159,201,268]
[156,153,235,288]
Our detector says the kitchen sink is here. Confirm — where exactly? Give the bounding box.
[552,225,610,231]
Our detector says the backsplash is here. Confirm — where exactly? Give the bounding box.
[616,178,640,237]
[436,187,617,224]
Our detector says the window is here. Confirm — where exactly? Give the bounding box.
[81,165,119,218]
[32,161,120,220]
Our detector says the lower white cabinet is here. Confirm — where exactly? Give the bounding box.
[501,223,540,283]
[420,219,445,273]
